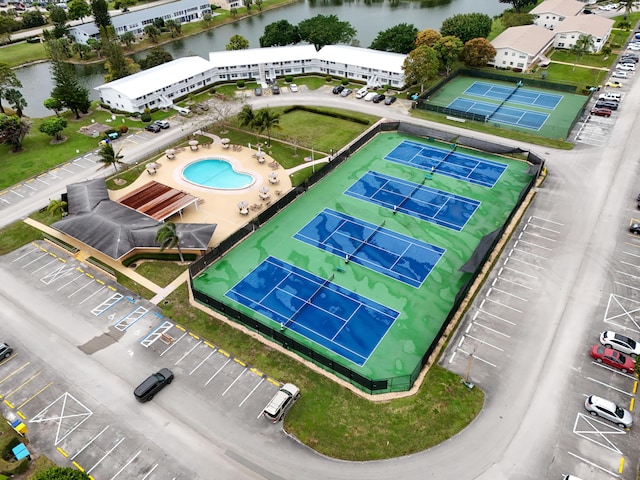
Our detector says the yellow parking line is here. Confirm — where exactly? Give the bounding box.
[4,399,14,408]
[17,381,54,409]
[0,362,31,385]
[250,368,263,376]
[4,371,41,400]
[630,397,635,411]
[189,332,200,340]
[619,457,625,473]
[234,359,246,367]
[72,461,84,472]
[57,447,69,458]
[176,325,186,332]
[267,377,280,386]
[204,341,216,349]
[633,380,637,394]
[219,349,230,357]
[16,411,26,420]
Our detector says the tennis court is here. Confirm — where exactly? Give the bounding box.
[464,81,562,110]
[385,139,507,188]
[345,171,480,231]
[447,98,549,131]
[225,256,399,366]
[294,208,445,288]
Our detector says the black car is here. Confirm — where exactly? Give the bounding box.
[134,368,174,402]
[0,343,13,359]
[595,101,618,110]
[372,94,386,103]
[384,96,397,105]
[631,223,640,234]
[332,85,345,94]
[271,85,280,95]
[254,87,263,96]
[620,55,639,63]
[145,123,161,133]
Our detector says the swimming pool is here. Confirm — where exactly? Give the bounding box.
[182,159,255,190]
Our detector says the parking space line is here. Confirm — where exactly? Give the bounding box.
[68,279,98,297]
[503,265,538,279]
[465,334,503,351]
[623,250,640,259]
[573,413,625,455]
[71,425,110,460]
[240,377,265,407]
[476,308,516,326]
[32,257,62,275]
[0,362,31,386]
[511,247,547,260]
[176,340,202,365]
[520,230,557,242]
[86,437,125,474]
[110,450,141,480]
[505,256,542,269]
[205,359,231,386]
[530,215,564,225]
[473,322,511,338]
[17,381,54,409]
[3,371,41,400]
[586,377,634,396]
[159,331,187,356]
[619,260,640,269]
[22,252,49,268]
[141,464,159,480]
[458,349,496,368]
[484,297,522,313]
[222,369,247,396]
[189,350,216,375]
[514,239,552,251]
[591,362,636,379]
[79,285,108,304]
[489,287,528,302]
[567,451,621,478]
[629,397,634,412]
[13,245,40,262]
[616,270,640,280]
[613,281,640,292]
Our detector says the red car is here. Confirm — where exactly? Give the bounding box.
[590,345,635,373]
[590,107,612,117]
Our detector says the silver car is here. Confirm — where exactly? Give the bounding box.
[584,395,633,428]
[600,330,640,358]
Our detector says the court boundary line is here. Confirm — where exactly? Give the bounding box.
[464,81,563,111]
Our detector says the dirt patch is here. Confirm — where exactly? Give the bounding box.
[78,122,111,138]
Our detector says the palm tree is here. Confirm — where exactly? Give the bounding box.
[156,221,184,262]
[570,34,594,70]
[617,0,635,19]
[47,198,68,217]
[237,104,259,142]
[97,143,124,173]
[256,108,281,146]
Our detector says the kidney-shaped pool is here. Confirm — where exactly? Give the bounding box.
[182,159,255,190]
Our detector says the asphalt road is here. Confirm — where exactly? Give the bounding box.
[1,83,639,479]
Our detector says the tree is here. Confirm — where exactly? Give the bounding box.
[46,198,68,217]
[44,97,63,117]
[87,38,102,57]
[47,39,91,119]
[570,34,595,70]
[498,0,537,14]
[229,7,238,17]
[617,0,635,19]
[67,0,92,21]
[165,19,181,37]
[255,108,281,145]
[369,23,417,54]
[237,104,259,142]
[433,35,463,75]
[459,37,496,67]
[101,26,138,81]
[226,34,249,50]
[0,114,30,152]
[153,17,165,29]
[32,466,89,480]
[156,221,183,262]
[440,13,492,44]
[39,117,68,141]
[72,41,91,59]
[0,63,22,114]
[138,47,172,70]
[243,0,252,12]
[97,142,124,173]
[255,0,262,11]
[91,0,111,29]
[48,5,69,38]
[402,45,439,93]
[203,13,212,24]
[259,19,300,47]
[120,31,135,49]
[298,14,356,51]
[415,28,441,48]
[144,24,160,43]
[21,10,46,29]
[4,88,27,117]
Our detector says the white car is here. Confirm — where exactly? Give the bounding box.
[616,63,636,71]
[600,330,640,357]
[627,44,640,51]
[585,395,633,428]
[612,70,630,78]
[289,83,298,92]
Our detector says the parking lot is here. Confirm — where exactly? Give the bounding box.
[0,241,285,480]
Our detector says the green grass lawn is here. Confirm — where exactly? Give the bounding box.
[550,49,613,68]
[543,62,608,87]
[0,41,47,67]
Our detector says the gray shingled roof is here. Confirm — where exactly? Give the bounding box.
[53,179,216,260]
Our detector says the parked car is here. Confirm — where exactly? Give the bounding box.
[612,71,630,78]
[372,94,386,103]
[332,85,345,94]
[595,101,618,110]
[584,394,633,428]
[154,120,170,129]
[364,91,377,101]
[262,383,300,422]
[384,96,397,105]
[355,87,369,99]
[619,55,639,63]
[340,88,353,97]
[605,81,623,88]
[289,83,298,92]
[0,343,13,359]
[590,108,612,117]
[600,331,640,357]
[616,63,636,71]
[271,85,280,95]
[598,92,621,102]
[254,87,262,96]
[134,368,174,402]
[631,222,640,234]
[589,345,635,373]
[145,123,161,133]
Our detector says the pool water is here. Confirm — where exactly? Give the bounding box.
[182,159,255,189]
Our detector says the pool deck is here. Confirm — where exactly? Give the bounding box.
[109,142,294,244]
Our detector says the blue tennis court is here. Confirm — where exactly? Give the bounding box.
[447,97,549,131]
[345,171,480,231]
[385,140,507,188]
[294,208,445,288]
[464,81,562,110]
[225,256,399,366]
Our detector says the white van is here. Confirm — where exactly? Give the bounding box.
[262,383,300,422]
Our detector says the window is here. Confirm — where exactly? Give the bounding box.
[557,42,565,47]
[517,63,524,68]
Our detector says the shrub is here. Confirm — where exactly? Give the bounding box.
[325,75,332,82]
[141,110,152,122]
[285,75,293,83]
[341,78,349,85]
[118,125,129,134]
[236,80,245,88]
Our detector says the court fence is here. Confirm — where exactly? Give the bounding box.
[189,121,541,394]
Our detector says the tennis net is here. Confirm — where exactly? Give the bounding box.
[432,145,456,172]
[347,221,385,262]
[394,179,427,213]
[486,83,521,122]
[282,273,334,329]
